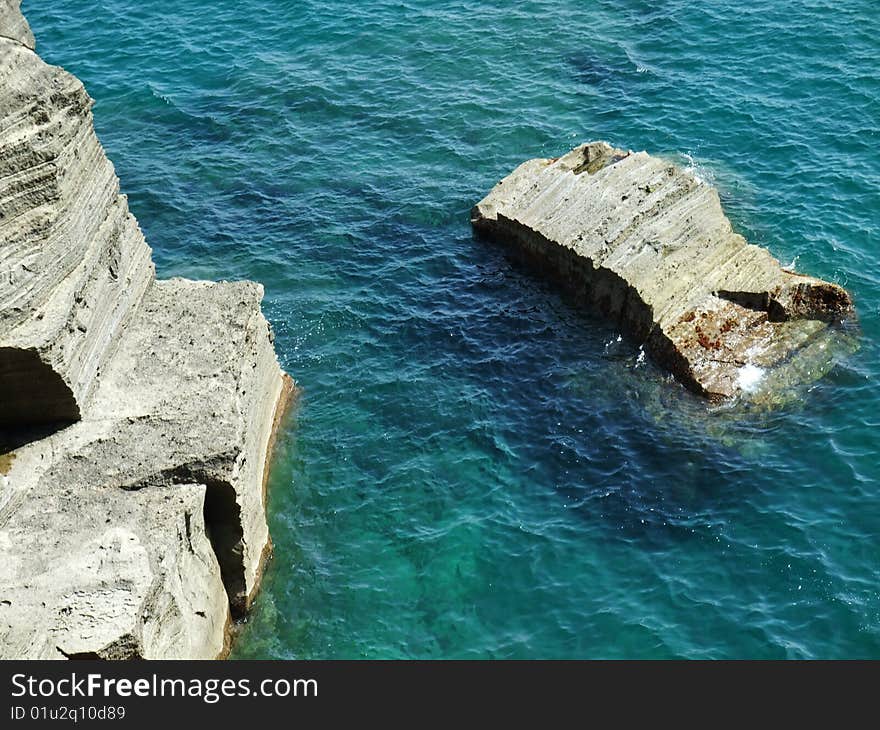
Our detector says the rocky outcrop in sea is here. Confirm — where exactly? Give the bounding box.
[0,1,294,659]
[472,142,855,401]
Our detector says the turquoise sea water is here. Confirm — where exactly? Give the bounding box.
[26,0,880,658]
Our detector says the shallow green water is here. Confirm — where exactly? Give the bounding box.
[27,0,880,658]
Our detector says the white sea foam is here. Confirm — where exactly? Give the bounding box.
[681,151,715,187]
[737,363,765,393]
[604,334,623,350]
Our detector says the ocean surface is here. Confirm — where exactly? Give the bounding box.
[26,0,880,658]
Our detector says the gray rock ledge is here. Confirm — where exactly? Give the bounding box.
[472,142,855,401]
[0,3,295,658]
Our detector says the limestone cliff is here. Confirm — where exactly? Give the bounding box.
[472,142,855,401]
[0,3,295,658]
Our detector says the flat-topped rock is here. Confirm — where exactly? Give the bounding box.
[0,3,294,658]
[472,142,855,400]
[0,279,292,659]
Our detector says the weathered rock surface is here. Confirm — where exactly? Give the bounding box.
[472,142,855,400]
[0,25,154,425]
[0,4,294,658]
[0,1,32,49]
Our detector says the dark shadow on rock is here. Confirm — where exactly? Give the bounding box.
[0,422,74,466]
[0,347,80,427]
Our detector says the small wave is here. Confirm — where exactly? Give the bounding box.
[146,82,174,106]
[680,152,715,187]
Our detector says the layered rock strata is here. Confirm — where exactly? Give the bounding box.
[0,4,294,658]
[472,142,855,400]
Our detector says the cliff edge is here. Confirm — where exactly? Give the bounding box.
[472,142,855,401]
[0,3,295,658]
